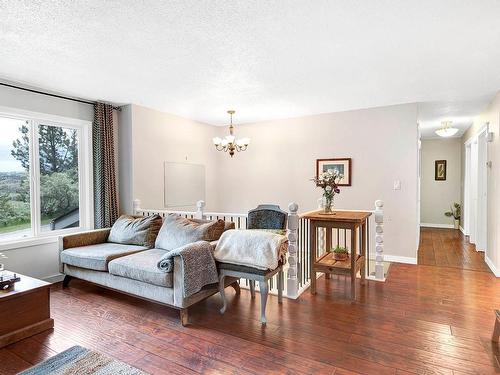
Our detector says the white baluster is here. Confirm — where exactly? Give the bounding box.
[133,199,141,215]
[374,200,385,281]
[195,200,206,219]
[286,202,299,299]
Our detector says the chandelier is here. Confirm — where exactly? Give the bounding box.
[435,121,459,137]
[212,110,250,157]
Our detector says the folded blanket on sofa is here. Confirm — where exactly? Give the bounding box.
[157,241,218,297]
[214,229,288,270]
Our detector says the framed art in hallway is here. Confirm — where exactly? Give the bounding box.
[316,158,352,186]
[435,160,447,181]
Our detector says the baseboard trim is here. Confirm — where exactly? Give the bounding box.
[459,226,466,235]
[485,256,500,277]
[383,255,417,265]
[43,274,65,283]
[420,223,455,229]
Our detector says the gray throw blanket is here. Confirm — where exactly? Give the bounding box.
[157,241,218,297]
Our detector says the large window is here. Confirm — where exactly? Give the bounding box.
[0,112,91,242]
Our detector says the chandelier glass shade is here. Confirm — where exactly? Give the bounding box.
[213,110,250,157]
[435,121,459,137]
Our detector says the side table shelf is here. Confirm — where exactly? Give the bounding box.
[315,253,364,276]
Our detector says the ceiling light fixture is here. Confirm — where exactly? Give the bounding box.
[213,110,250,157]
[435,121,459,138]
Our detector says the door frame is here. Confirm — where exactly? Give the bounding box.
[463,124,488,252]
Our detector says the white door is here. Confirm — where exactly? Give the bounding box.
[464,144,471,235]
[477,131,488,252]
[469,141,478,244]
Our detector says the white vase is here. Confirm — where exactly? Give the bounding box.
[454,219,460,230]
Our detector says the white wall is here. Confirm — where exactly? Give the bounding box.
[214,104,419,260]
[462,91,500,275]
[0,84,93,280]
[118,104,220,213]
[420,138,462,227]
[0,84,93,121]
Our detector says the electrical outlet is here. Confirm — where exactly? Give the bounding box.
[393,180,401,190]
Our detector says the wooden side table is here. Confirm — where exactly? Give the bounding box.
[302,210,372,300]
[0,271,54,348]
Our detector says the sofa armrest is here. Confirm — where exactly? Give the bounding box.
[59,228,111,251]
[58,228,111,273]
[173,256,184,306]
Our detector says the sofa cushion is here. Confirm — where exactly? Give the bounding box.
[108,249,173,288]
[61,243,148,271]
[155,214,225,251]
[108,214,162,247]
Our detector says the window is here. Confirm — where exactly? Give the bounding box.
[0,112,91,242]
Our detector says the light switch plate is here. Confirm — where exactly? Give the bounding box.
[393,180,401,190]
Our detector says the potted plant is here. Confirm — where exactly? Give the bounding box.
[330,246,349,261]
[445,203,461,230]
[311,169,342,214]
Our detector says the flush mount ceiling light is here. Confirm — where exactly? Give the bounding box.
[435,121,459,138]
[212,110,250,157]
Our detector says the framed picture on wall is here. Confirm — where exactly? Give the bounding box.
[316,158,352,186]
[435,160,447,181]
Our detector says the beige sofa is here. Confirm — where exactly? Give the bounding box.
[59,226,238,326]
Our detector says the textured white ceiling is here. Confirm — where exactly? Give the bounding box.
[1,1,500,125]
[418,96,493,139]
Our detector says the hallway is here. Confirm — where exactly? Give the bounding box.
[418,227,490,272]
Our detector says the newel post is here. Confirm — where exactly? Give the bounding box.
[195,200,206,219]
[286,202,299,298]
[374,200,385,281]
[133,199,141,215]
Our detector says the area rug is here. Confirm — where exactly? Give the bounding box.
[18,345,147,375]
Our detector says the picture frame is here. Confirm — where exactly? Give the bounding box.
[435,160,447,181]
[316,158,352,186]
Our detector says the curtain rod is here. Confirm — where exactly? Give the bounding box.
[0,82,121,111]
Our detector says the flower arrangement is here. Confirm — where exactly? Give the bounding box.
[312,169,343,213]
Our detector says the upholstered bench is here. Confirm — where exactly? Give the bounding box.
[216,205,287,324]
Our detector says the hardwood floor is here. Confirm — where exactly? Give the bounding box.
[1,228,499,374]
[418,227,490,272]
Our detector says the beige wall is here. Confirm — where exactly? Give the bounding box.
[420,138,462,226]
[214,104,419,260]
[118,104,220,213]
[461,91,500,274]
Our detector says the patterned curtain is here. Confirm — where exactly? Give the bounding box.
[93,103,119,228]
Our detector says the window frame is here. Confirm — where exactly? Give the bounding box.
[0,106,93,249]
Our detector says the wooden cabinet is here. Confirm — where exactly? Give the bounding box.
[0,272,54,348]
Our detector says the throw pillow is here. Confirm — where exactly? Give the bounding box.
[189,218,235,234]
[155,214,225,251]
[108,214,163,248]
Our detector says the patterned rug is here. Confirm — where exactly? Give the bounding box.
[18,345,147,375]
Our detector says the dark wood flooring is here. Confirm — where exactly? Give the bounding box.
[418,227,490,272]
[1,228,499,374]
